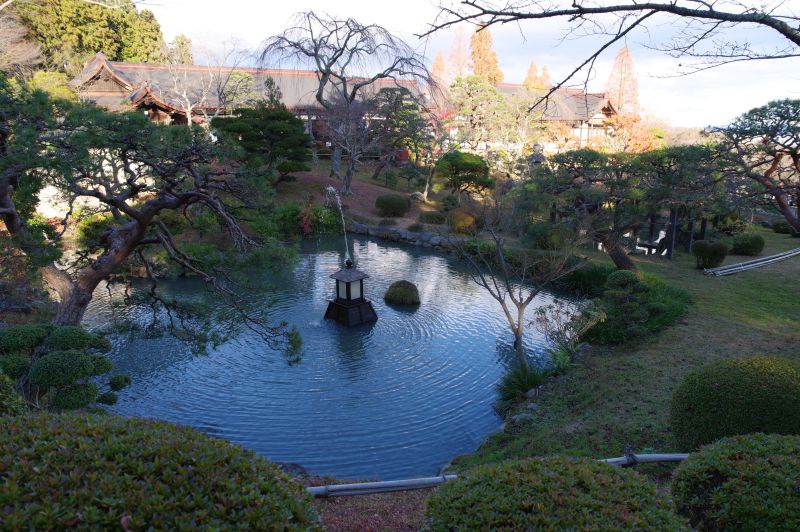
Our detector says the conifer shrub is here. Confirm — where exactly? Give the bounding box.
[584,273,690,345]
[0,372,26,417]
[0,325,50,354]
[375,193,410,217]
[672,433,800,530]
[554,262,616,297]
[0,414,321,530]
[669,356,800,450]
[0,354,30,379]
[692,240,728,268]
[731,233,765,255]
[384,280,421,305]
[447,208,477,234]
[46,325,111,352]
[426,456,687,530]
[407,222,424,233]
[772,220,797,235]
[525,222,573,250]
[418,211,447,224]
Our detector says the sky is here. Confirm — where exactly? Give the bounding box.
[145,0,800,128]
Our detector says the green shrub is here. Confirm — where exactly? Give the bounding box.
[0,414,321,529]
[384,280,420,305]
[0,325,49,354]
[772,220,797,235]
[49,383,99,410]
[672,433,800,530]
[46,325,111,352]
[378,218,397,226]
[669,356,800,450]
[440,195,459,212]
[495,364,549,415]
[731,233,765,255]
[375,193,410,217]
[0,372,26,416]
[692,240,728,269]
[274,202,303,237]
[29,351,98,388]
[109,374,132,391]
[605,269,640,290]
[447,209,477,234]
[426,456,686,530]
[76,212,118,248]
[407,222,424,232]
[585,274,690,345]
[418,211,446,224]
[525,222,573,250]
[554,262,616,297]
[0,354,30,379]
[96,391,118,405]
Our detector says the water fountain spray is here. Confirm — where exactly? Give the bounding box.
[325,185,351,263]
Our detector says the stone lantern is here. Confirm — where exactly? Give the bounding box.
[324,259,378,327]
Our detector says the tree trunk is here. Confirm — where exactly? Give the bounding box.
[341,160,355,195]
[422,166,435,202]
[512,306,530,371]
[605,239,638,272]
[51,287,94,325]
[331,146,342,178]
[0,184,23,234]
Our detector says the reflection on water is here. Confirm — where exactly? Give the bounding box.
[83,235,557,479]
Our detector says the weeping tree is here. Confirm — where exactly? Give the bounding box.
[0,81,299,355]
[260,11,433,194]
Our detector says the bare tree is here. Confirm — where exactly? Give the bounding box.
[261,11,432,193]
[424,1,800,102]
[448,197,584,369]
[326,98,387,193]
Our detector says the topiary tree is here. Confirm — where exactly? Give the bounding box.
[0,414,321,529]
[0,324,128,409]
[425,456,687,530]
[692,240,728,269]
[669,356,800,450]
[375,193,410,217]
[435,151,494,204]
[672,433,800,530]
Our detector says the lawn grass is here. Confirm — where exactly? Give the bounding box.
[451,227,800,469]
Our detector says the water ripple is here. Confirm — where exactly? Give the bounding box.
[83,236,557,479]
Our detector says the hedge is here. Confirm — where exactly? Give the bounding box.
[0,414,321,530]
[672,433,800,530]
[731,233,765,256]
[669,356,800,450]
[426,456,687,530]
[692,240,727,269]
[418,211,447,224]
[375,193,410,217]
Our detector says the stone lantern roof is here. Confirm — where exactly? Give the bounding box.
[330,260,369,282]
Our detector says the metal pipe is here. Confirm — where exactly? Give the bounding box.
[306,454,691,497]
[705,247,800,276]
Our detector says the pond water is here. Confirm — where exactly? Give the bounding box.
[82,236,558,480]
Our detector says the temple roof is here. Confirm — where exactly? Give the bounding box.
[495,83,615,122]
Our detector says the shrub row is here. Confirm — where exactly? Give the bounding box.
[375,193,410,217]
[731,233,765,256]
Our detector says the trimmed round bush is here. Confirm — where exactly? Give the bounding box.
[672,433,800,530]
[0,414,321,530]
[670,356,800,450]
[0,354,30,379]
[692,240,728,269]
[731,233,765,255]
[384,280,420,305]
[447,208,477,234]
[0,372,26,417]
[46,325,111,352]
[426,456,687,530]
[29,351,98,388]
[418,211,446,224]
[605,269,640,290]
[407,222,424,232]
[375,193,410,217]
[49,383,99,410]
[772,220,797,234]
[0,325,49,354]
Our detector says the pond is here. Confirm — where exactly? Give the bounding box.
[82,235,558,480]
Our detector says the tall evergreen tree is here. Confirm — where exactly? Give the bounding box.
[470,25,504,83]
[523,59,551,89]
[168,35,194,65]
[605,46,639,117]
[431,50,448,87]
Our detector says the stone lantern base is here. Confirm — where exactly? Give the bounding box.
[324,298,378,327]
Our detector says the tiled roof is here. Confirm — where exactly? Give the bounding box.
[495,82,614,122]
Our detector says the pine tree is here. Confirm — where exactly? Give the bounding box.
[605,46,639,117]
[431,50,448,87]
[469,25,503,84]
[168,35,194,65]
[448,26,470,80]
